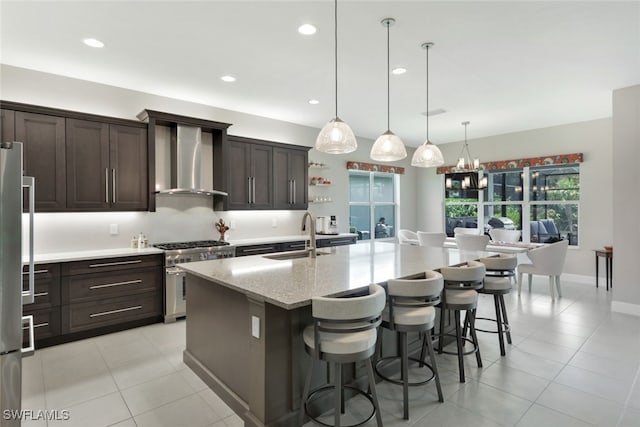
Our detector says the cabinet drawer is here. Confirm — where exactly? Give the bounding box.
[22,264,61,309]
[235,243,282,257]
[317,237,356,248]
[61,267,162,304]
[62,292,161,334]
[23,306,61,345]
[61,254,163,275]
[281,241,307,251]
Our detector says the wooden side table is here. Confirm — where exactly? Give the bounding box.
[594,249,613,291]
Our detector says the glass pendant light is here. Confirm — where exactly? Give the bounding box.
[315,0,357,154]
[411,42,445,168]
[370,18,407,162]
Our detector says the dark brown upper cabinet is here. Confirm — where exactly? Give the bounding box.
[225,136,273,210]
[215,135,309,211]
[15,111,67,211]
[3,101,150,212]
[66,119,147,211]
[273,146,308,210]
[1,109,15,143]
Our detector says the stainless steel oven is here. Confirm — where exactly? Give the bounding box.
[153,241,235,323]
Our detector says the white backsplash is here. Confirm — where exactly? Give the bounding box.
[22,195,312,255]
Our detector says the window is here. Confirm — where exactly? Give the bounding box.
[444,164,580,245]
[349,171,398,241]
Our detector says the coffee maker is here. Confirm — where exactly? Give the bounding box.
[316,215,338,235]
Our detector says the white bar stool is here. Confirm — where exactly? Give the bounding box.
[374,271,445,420]
[477,254,516,356]
[438,261,485,383]
[299,284,386,427]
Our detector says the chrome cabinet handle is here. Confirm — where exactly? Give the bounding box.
[248,176,252,204]
[22,315,34,355]
[22,269,49,276]
[88,259,143,268]
[89,305,142,318]
[23,322,48,330]
[241,246,276,253]
[292,179,296,205]
[89,279,142,290]
[33,292,48,297]
[252,177,256,204]
[112,168,116,203]
[105,168,109,203]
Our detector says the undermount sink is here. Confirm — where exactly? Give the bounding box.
[263,250,330,260]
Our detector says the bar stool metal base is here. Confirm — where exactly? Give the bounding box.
[303,385,376,427]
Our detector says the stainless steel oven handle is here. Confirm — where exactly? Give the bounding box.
[22,315,35,355]
[22,176,35,305]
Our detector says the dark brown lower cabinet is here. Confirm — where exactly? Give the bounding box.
[23,254,163,348]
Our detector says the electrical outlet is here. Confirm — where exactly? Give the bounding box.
[251,316,260,339]
[109,224,119,235]
[272,218,278,228]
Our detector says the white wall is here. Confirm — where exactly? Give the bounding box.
[612,84,640,315]
[416,118,614,276]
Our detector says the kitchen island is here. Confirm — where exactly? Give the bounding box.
[179,242,489,427]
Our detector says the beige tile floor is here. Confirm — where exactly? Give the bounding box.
[21,276,640,427]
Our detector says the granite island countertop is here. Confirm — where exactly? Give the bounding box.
[179,241,494,310]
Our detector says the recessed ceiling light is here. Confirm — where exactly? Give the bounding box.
[391,67,407,75]
[83,38,104,48]
[298,24,317,35]
[221,75,236,82]
[308,99,320,105]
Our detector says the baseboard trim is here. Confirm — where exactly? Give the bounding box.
[611,301,640,317]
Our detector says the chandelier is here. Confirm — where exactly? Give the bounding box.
[449,121,487,190]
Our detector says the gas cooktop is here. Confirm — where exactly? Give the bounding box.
[153,240,231,251]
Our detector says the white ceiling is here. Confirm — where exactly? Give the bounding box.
[1,1,638,146]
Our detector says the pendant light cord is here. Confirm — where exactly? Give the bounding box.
[334,0,338,117]
[425,44,429,142]
[386,20,390,130]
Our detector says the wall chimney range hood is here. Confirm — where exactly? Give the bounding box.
[137,109,232,199]
[158,124,227,196]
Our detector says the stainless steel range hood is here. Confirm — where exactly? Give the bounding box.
[158,125,227,196]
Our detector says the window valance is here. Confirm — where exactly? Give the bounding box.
[347,161,405,175]
[436,153,583,175]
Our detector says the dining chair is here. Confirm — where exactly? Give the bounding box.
[517,239,569,299]
[398,229,419,245]
[454,234,490,251]
[417,231,447,247]
[488,228,521,243]
[453,227,481,236]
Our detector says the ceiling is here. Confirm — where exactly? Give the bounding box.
[1,1,638,146]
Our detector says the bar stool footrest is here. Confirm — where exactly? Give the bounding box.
[439,333,479,356]
[474,316,511,335]
[374,356,436,386]
[304,385,376,427]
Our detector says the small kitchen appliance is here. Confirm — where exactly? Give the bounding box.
[153,240,235,322]
[316,215,338,235]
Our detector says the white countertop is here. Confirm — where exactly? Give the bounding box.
[227,233,356,246]
[179,242,495,310]
[23,247,164,264]
[443,237,538,253]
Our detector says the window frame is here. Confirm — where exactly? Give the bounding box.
[443,164,580,246]
[349,170,399,241]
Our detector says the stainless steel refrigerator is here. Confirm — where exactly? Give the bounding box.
[1,141,35,427]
